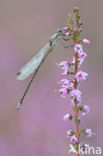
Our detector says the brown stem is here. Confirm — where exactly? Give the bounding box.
[74,52,80,156]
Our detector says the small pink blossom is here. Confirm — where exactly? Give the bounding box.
[75,71,88,82]
[61,72,67,76]
[58,61,69,75]
[81,105,90,115]
[72,51,87,66]
[83,38,91,44]
[70,135,78,145]
[70,89,82,101]
[59,88,67,98]
[74,44,86,58]
[85,129,93,137]
[78,50,86,58]
[74,44,83,54]
[60,79,70,87]
[70,96,81,105]
[59,61,68,70]
[60,79,73,89]
[81,144,89,153]
[73,44,88,67]
[67,130,73,137]
[78,52,87,66]
[63,113,71,121]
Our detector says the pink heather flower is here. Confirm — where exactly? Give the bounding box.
[83,38,91,44]
[74,44,83,54]
[70,89,82,101]
[59,61,68,71]
[74,44,86,58]
[75,71,88,82]
[67,130,73,137]
[81,144,89,153]
[80,51,87,58]
[78,50,86,58]
[72,51,87,66]
[70,135,78,145]
[57,61,69,75]
[60,79,70,88]
[59,88,67,98]
[61,72,67,76]
[60,79,73,89]
[78,52,87,66]
[85,129,93,137]
[73,44,88,67]
[81,105,90,115]
[70,97,81,105]
[63,113,70,121]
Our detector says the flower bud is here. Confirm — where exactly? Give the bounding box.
[83,38,91,44]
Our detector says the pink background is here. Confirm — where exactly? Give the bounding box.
[0,0,103,155]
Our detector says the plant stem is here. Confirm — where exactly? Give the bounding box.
[74,52,80,156]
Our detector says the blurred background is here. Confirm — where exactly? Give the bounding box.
[0,0,103,155]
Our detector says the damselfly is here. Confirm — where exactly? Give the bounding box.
[17,29,67,110]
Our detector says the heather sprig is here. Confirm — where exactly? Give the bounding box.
[57,7,93,155]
